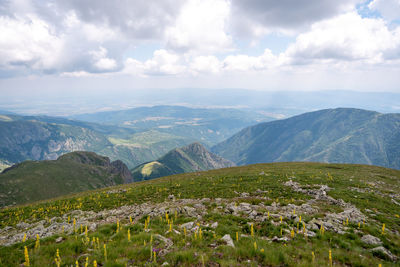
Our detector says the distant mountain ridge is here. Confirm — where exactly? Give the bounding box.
[131,142,235,181]
[0,151,133,207]
[72,105,273,146]
[212,108,400,169]
[0,106,273,169]
[0,114,192,169]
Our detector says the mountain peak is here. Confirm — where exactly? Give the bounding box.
[132,142,235,181]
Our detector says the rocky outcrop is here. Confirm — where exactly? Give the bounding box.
[361,234,382,246]
[110,160,133,183]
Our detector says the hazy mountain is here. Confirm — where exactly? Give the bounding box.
[0,114,192,169]
[72,105,273,146]
[0,151,133,207]
[131,142,235,181]
[212,108,400,169]
[0,114,111,164]
[3,89,400,116]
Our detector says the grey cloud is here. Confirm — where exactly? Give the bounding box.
[54,0,185,40]
[0,0,187,76]
[230,0,360,37]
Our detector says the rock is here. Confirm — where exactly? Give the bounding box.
[89,223,97,232]
[305,231,316,237]
[180,222,194,230]
[211,222,218,229]
[168,195,175,201]
[0,226,13,234]
[162,262,169,266]
[221,234,235,247]
[183,206,197,217]
[272,236,289,242]
[16,222,30,229]
[55,237,63,243]
[371,246,398,261]
[361,235,382,246]
[327,207,366,224]
[154,234,173,257]
[173,229,181,235]
[240,192,250,197]
[193,203,205,209]
[249,210,258,217]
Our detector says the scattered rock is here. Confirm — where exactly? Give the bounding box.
[211,222,218,229]
[55,236,63,243]
[180,222,194,230]
[371,246,398,261]
[221,234,235,247]
[361,235,382,246]
[16,222,30,229]
[272,236,289,242]
[154,234,173,257]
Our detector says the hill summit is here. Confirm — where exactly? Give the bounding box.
[0,151,133,207]
[131,142,235,181]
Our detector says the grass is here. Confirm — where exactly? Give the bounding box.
[141,161,163,177]
[0,162,399,266]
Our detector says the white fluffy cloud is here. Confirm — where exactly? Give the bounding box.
[222,49,278,71]
[285,12,400,65]
[125,49,186,76]
[89,47,117,71]
[165,0,232,54]
[0,14,63,76]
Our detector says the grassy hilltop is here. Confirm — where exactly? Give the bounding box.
[0,162,399,266]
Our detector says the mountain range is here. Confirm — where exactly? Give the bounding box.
[131,142,234,181]
[0,106,271,169]
[72,105,273,146]
[212,108,400,169]
[0,151,132,207]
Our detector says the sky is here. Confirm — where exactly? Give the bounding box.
[0,0,400,105]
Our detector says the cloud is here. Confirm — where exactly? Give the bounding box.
[222,49,278,71]
[89,47,117,71]
[0,14,63,76]
[369,0,400,21]
[1,0,400,87]
[284,12,400,65]
[124,49,186,76]
[165,0,233,54]
[190,56,221,74]
[44,0,185,40]
[229,0,361,38]
[0,2,128,76]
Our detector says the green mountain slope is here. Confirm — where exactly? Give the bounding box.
[72,105,273,146]
[212,108,400,169]
[131,142,235,181]
[0,151,133,207]
[0,115,192,169]
[0,162,399,266]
